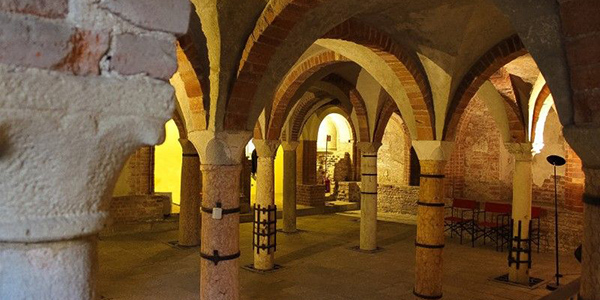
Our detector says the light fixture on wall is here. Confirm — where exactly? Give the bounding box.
[546,155,566,291]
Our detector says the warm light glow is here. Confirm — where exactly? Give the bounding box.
[317,113,352,151]
[154,120,183,204]
[532,95,554,154]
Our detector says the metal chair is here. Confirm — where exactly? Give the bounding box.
[474,202,511,251]
[444,199,479,245]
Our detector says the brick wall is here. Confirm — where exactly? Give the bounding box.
[446,96,585,253]
[298,140,318,184]
[108,195,168,224]
[297,184,326,206]
[378,185,420,216]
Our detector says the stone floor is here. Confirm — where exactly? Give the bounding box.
[98,213,580,300]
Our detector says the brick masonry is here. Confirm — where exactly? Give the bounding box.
[297,184,326,206]
[108,195,168,224]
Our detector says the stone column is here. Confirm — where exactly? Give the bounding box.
[412,141,454,300]
[253,139,281,270]
[282,141,300,233]
[178,138,202,247]
[190,130,252,300]
[564,126,600,300]
[505,143,534,284]
[357,142,382,251]
[0,62,179,300]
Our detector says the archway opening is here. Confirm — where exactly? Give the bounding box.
[316,113,354,196]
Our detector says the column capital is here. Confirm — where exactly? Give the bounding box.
[412,140,454,161]
[188,130,252,165]
[504,143,534,161]
[357,142,382,153]
[281,141,299,151]
[564,125,600,169]
[253,139,280,158]
[178,138,198,155]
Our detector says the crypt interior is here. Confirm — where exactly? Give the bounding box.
[1,1,600,300]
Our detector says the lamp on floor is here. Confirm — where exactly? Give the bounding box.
[546,155,566,291]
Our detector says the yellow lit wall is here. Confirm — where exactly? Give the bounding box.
[154,120,182,204]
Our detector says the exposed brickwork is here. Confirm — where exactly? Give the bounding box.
[296,184,326,206]
[445,95,585,253]
[262,51,369,143]
[110,33,177,80]
[297,140,317,185]
[126,147,155,195]
[324,19,435,139]
[289,96,356,143]
[373,94,400,144]
[225,0,322,130]
[100,0,191,35]
[0,0,68,19]
[444,35,527,140]
[321,74,370,142]
[377,185,420,216]
[109,195,167,224]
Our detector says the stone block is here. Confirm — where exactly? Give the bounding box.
[0,13,73,69]
[110,33,177,80]
[100,0,191,35]
[0,0,68,19]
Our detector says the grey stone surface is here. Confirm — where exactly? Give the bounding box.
[110,33,177,80]
[100,0,191,35]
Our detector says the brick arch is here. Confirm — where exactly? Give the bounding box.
[308,104,358,144]
[373,94,400,144]
[444,35,527,141]
[502,97,527,143]
[224,0,326,130]
[319,74,370,143]
[530,84,551,142]
[172,108,188,140]
[174,43,208,130]
[288,96,357,143]
[264,51,365,141]
[323,19,435,139]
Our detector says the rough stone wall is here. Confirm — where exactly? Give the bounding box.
[377,185,420,216]
[378,114,411,185]
[446,96,585,253]
[296,184,325,206]
[337,181,361,202]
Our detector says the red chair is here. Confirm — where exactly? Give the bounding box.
[531,206,544,253]
[445,199,479,245]
[474,202,511,251]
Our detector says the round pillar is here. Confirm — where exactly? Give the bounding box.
[0,237,97,299]
[178,139,202,247]
[282,141,299,233]
[505,143,533,284]
[200,164,242,300]
[358,142,381,251]
[253,139,280,270]
[414,160,446,300]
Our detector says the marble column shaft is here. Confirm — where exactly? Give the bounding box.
[505,143,533,284]
[253,140,280,270]
[200,164,242,300]
[358,142,381,251]
[282,141,299,233]
[178,139,201,247]
[414,160,446,299]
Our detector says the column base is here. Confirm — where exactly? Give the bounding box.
[242,264,283,274]
[349,245,384,254]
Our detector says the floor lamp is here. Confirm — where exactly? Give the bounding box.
[546,155,566,290]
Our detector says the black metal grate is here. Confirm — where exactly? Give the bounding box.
[253,204,277,254]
